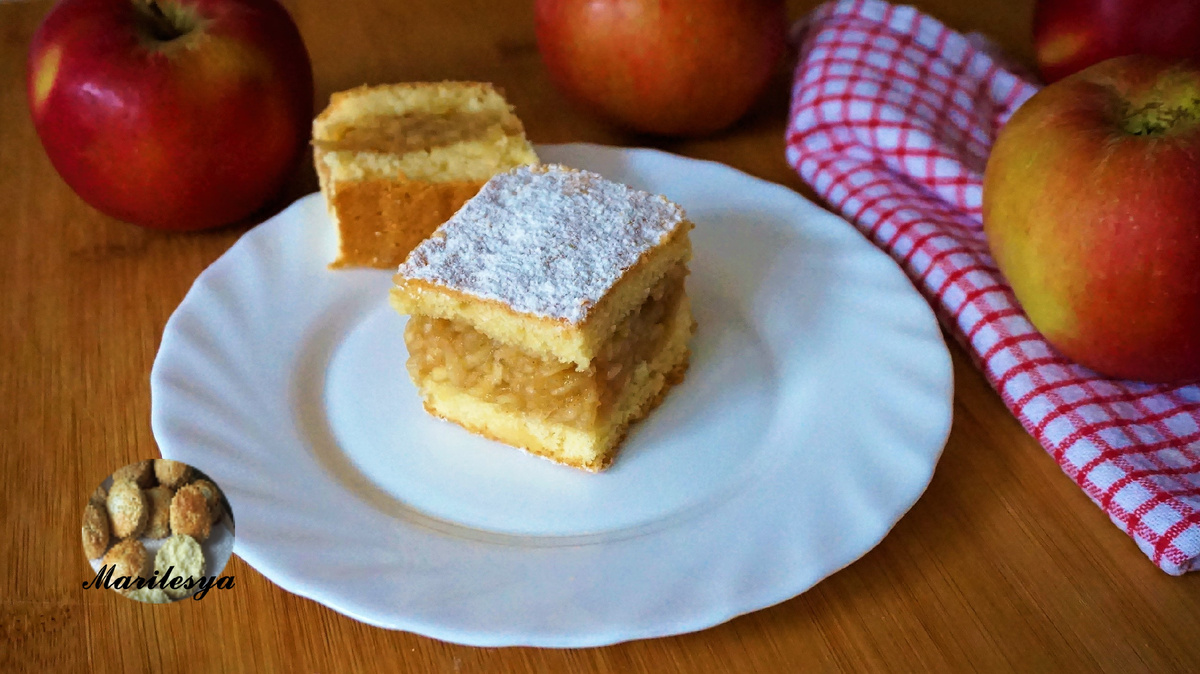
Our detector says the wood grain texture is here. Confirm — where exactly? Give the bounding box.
[2,0,1199,671]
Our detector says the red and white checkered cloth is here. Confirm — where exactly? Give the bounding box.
[786,0,1200,574]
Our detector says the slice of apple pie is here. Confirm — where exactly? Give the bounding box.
[390,164,695,471]
[313,82,538,269]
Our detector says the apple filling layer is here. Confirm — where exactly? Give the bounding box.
[404,268,688,429]
[317,110,525,155]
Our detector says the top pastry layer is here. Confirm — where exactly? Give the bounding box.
[391,164,692,366]
[397,164,687,323]
[312,81,537,184]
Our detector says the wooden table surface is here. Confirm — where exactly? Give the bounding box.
[4,0,1199,671]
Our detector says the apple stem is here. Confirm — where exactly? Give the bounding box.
[136,0,186,42]
[1122,98,1200,136]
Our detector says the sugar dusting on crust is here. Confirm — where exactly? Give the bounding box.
[397,164,686,323]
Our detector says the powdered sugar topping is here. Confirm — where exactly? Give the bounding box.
[397,164,686,323]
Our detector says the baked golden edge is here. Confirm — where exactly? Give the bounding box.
[313,81,507,135]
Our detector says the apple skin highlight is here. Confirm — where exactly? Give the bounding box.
[533,0,787,137]
[27,0,313,231]
[983,56,1200,383]
[1033,0,1200,83]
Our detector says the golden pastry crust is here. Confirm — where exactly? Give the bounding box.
[106,480,147,539]
[81,503,110,560]
[112,461,155,489]
[313,85,525,154]
[153,459,191,489]
[143,486,173,539]
[189,479,225,524]
[102,538,151,589]
[170,484,212,542]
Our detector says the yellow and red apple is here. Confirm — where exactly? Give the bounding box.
[534,0,787,136]
[27,0,313,231]
[1034,0,1200,83]
[983,56,1200,383]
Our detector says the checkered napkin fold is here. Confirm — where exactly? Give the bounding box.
[785,0,1200,574]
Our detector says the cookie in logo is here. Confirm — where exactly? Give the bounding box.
[81,459,236,602]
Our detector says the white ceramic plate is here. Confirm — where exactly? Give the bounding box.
[150,144,953,647]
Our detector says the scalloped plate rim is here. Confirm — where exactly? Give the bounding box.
[150,143,954,647]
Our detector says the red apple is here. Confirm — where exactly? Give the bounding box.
[1033,0,1200,83]
[983,56,1200,383]
[533,0,787,136]
[27,0,313,231]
